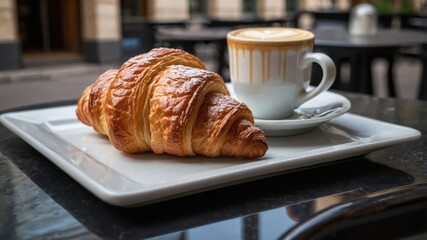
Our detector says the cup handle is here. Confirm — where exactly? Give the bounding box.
[295,52,336,108]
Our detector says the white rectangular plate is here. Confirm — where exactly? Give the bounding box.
[1,105,421,207]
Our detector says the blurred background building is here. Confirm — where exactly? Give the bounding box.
[1,0,426,70]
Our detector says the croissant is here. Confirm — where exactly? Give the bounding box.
[76,48,268,158]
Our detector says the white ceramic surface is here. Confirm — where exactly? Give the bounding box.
[0,106,420,207]
[227,83,351,136]
[227,27,336,119]
[350,3,378,36]
[255,91,350,136]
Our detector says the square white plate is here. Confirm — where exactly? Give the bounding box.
[0,105,421,207]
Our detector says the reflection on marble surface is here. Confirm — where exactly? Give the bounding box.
[148,189,366,240]
[0,153,95,240]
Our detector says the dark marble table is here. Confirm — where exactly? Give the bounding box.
[1,92,427,239]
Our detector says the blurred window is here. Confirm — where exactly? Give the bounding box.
[287,0,299,17]
[121,0,147,18]
[243,0,257,18]
[190,0,208,16]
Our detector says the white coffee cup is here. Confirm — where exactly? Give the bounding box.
[227,27,336,119]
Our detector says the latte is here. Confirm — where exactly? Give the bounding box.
[226,27,336,119]
[228,27,314,43]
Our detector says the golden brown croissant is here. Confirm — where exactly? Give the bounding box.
[76,48,268,158]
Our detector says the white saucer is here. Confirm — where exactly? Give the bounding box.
[226,83,351,137]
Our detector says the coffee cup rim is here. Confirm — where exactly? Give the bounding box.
[227,27,314,44]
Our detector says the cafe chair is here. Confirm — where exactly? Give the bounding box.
[397,14,427,100]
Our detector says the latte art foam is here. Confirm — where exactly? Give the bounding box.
[229,27,313,42]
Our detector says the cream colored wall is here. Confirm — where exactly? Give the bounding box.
[147,0,189,21]
[0,0,18,42]
[335,0,351,11]
[301,0,333,11]
[209,0,242,19]
[408,0,425,12]
[257,0,286,19]
[82,0,121,41]
[299,0,351,11]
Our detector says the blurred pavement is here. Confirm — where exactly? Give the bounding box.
[0,63,117,111]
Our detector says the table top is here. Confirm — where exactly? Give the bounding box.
[1,93,427,239]
[156,27,427,50]
[313,29,427,48]
[156,26,231,42]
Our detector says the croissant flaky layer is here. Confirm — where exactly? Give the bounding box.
[76,48,268,158]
